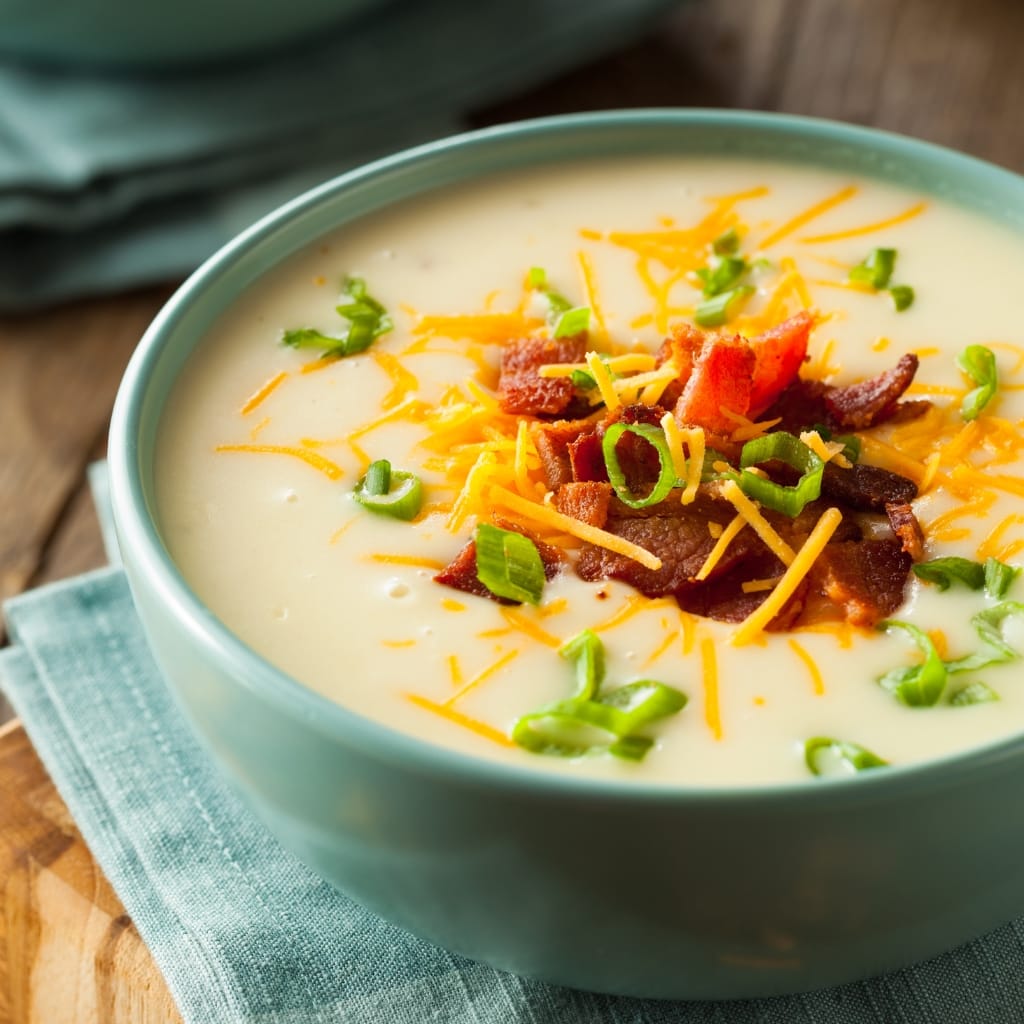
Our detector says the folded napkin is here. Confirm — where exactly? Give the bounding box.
[3,470,1024,1022]
[0,0,676,312]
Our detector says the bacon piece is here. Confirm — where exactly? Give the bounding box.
[824,353,919,430]
[531,418,594,489]
[748,312,814,416]
[673,333,756,435]
[498,335,588,416]
[762,378,830,434]
[568,432,606,482]
[677,551,806,630]
[812,539,912,627]
[434,530,564,604]
[821,462,918,513]
[655,323,704,408]
[575,494,761,598]
[885,501,926,561]
[554,481,613,529]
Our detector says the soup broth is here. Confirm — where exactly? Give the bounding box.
[156,156,1024,785]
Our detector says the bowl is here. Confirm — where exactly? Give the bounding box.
[108,110,1024,1000]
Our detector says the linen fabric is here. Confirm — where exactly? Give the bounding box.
[0,0,673,310]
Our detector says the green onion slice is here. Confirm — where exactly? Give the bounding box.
[553,306,591,338]
[696,256,748,298]
[849,248,897,290]
[985,558,1021,599]
[877,620,947,706]
[945,601,1024,673]
[949,681,999,706]
[694,285,754,328]
[957,344,998,421]
[352,460,422,520]
[889,285,915,312]
[511,631,687,761]
[474,523,545,606]
[712,227,741,256]
[559,629,605,700]
[736,431,824,516]
[912,556,986,592]
[805,737,888,776]
[283,276,392,358]
[602,422,679,509]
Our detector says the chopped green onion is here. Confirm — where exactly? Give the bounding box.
[805,737,888,776]
[694,284,754,328]
[877,620,947,706]
[953,601,1024,670]
[736,431,824,516]
[474,523,545,606]
[352,461,422,520]
[602,422,679,509]
[283,276,392,358]
[712,227,741,256]
[912,556,986,592]
[362,458,391,497]
[696,256,748,297]
[511,631,687,761]
[949,681,999,706]
[849,248,896,290]
[889,285,915,312]
[957,344,998,421]
[570,368,598,391]
[559,630,605,700]
[528,266,547,288]
[553,306,591,338]
[912,555,1019,599]
[985,558,1020,599]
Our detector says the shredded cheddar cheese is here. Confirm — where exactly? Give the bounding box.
[700,635,723,741]
[405,694,513,747]
[732,507,844,646]
[214,444,343,481]
[721,480,797,567]
[240,371,289,416]
[695,513,747,581]
[759,185,859,249]
[787,638,826,696]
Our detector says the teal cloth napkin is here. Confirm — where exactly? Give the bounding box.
[3,471,1024,1021]
[0,0,675,311]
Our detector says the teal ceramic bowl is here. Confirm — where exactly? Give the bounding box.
[108,110,1024,1000]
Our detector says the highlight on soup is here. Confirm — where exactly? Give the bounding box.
[155,157,1024,785]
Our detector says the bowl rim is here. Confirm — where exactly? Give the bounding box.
[109,107,1024,807]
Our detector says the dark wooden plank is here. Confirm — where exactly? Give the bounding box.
[0,285,172,638]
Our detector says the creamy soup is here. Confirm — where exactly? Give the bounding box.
[156,156,1024,785]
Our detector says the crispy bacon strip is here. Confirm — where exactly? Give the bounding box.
[498,335,587,416]
[825,353,919,430]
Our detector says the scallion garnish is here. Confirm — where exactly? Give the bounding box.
[553,306,591,339]
[877,620,947,706]
[913,555,1019,598]
[849,248,896,290]
[696,256,748,298]
[529,266,590,338]
[957,344,998,421]
[601,422,679,509]
[985,558,1021,599]
[694,285,755,328]
[889,285,915,312]
[511,631,686,761]
[352,460,423,520]
[283,276,392,357]
[947,601,1024,672]
[912,557,986,592]
[949,681,999,706]
[712,226,741,256]
[474,523,545,606]
[804,737,888,777]
[570,368,598,391]
[736,431,824,517]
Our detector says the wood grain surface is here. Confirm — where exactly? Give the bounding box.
[1,1,1022,1021]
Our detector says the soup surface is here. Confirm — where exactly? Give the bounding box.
[156,156,1024,785]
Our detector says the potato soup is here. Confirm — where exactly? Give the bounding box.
[155,157,1024,785]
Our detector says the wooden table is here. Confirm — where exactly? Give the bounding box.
[2,1,1022,1020]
